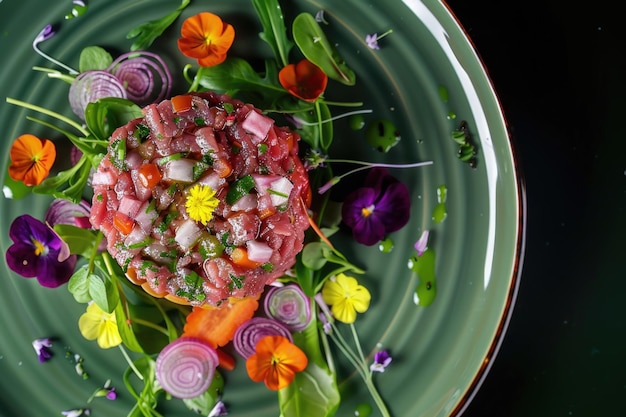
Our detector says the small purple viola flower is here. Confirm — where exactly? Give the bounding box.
[370,349,392,373]
[5,214,76,288]
[32,338,53,362]
[208,399,228,417]
[341,167,411,246]
[365,33,380,50]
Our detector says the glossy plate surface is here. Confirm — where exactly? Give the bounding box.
[0,0,523,416]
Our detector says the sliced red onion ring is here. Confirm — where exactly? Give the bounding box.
[155,337,219,399]
[264,284,312,332]
[233,317,293,359]
[44,198,92,228]
[107,51,172,106]
[69,70,127,119]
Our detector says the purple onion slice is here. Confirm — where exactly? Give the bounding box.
[155,337,219,399]
[107,51,172,106]
[68,70,127,119]
[233,317,292,359]
[263,284,312,332]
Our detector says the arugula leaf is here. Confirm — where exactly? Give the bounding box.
[79,46,113,72]
[85,97,143,142]
[126,0,191,51]
[89,271,120,314]
[251,0,294,66]
[196,58,287,100]
[292,13,356,85]
[32,157,91,203]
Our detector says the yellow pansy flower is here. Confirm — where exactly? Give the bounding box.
[78,302,122,349]
[321,273,371,324]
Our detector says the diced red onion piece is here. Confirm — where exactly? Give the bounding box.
[108,51,172,106]
[241,109,274,143]
[269,177,293,206]
[155,337,219,399]
[264,284,312,332]
[233,317,292,359]
[69,70,127,120]
[164,159,195,183]
[175,219,202,250]
[246,240,272,263]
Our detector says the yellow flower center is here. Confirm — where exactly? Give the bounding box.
[361,204,375,218]
[186,184,220,225]
[32,239,46,256]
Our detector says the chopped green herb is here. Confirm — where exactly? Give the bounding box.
[225,174,255,205]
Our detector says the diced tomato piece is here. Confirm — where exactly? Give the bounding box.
[113,211,134,235]
[138,163,162,189]
[171,94,193,113]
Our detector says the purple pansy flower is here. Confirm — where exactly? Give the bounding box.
[370,349,392,373]
[341,167,411,246]
[5,214,76,288]
[32,338,53,362]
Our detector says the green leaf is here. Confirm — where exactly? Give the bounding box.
[89,273,119,314]
[292,13,356,85]
[182,373,225,414]
[67,266,93,303]
[196,58,286,98]
[32,157,91,203]
[78,46,113,72]
[251,0,294,66]
[279,319,340,417]
[301,242,330,271]
[84,97,143,142]
[115,298,145,353]
[126,0,191,51]
[53,224,99,257]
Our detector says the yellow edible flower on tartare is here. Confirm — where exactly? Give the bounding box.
[78,302,122,349]
[321,273,371,324]
[186,184,220,225]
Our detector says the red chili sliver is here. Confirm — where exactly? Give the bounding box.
[155,337,219,399]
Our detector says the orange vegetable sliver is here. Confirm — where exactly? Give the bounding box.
[182,296,259,348]
[113,211,134,235]
[230,247,263,269]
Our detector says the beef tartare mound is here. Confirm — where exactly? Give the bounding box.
[89,92,311,306]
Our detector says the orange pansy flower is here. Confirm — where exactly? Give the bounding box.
[9,134,56,186]
[245,335,308,391]
[278,59,328,102]
[177,12,235,67]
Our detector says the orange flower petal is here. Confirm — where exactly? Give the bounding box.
[278,59,328,102]
[245,335,308,390]
[178,12,235,67]
[8,134,56,186]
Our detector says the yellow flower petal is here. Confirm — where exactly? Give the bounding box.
[78,302,122,349]
[321,273,371,324]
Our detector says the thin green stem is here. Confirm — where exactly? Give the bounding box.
[131,317,170,337]
[6,97,89,136]
[119,345,144,381]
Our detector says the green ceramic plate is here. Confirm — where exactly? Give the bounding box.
[0,0,524,416]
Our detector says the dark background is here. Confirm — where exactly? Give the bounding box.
[445,1,626,416]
